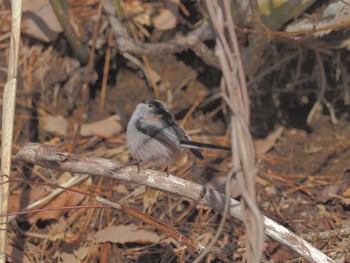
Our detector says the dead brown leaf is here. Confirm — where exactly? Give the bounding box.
[152,0,179,30]
[255,126,284,155]
[319,184,342,202]
[22,0,62,42]
[79,114,122,137]
[93,224,161,244]
[9,182,87,223]
[6,245,31,263]
[143,189,160,214]
[342,186,350,197]
[60,253,77,263]
[42,114,69,137]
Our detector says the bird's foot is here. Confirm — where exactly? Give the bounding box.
[135,161,142,173]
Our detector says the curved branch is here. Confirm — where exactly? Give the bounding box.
[102,0,220,69]
[15,143,334,263]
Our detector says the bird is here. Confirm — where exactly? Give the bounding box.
[127,99,231,173]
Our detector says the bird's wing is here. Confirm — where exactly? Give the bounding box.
[160,114,204,160]
[135,117,180,151]
[136,115,204,160]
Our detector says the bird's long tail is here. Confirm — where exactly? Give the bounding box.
[179,140,231,152]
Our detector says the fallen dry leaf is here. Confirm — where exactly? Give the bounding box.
[79,114,122,137]
[143,189,160,213]
[10,190,86,224]
[319,184,342,202]
[6,245,31,263]
[152,0,179,30]
[22,0,62,42]
[93,224,161,244]
[9,174,88,223]
[342,186,350,197]
[255,126,284,155]
[113,184,129,194]
[330,194,350,205]
[60,253,77,263]
[123,0,153,26]
[73,246,90,261]
[42,115,69,137]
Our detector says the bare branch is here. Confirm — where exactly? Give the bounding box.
[15,143,334,263]
[102,0,220,69]
[301,227,350,242]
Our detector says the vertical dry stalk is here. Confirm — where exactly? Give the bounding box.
[0,0,22,261]
[205,0,264,261]
[49,0,89,64]
[74,0,103,144]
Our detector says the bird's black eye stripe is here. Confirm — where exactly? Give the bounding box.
[144,100,154,108]
[146,99,170,114]
[148,100,160,109]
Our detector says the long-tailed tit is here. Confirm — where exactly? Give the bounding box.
[127,99,231,172]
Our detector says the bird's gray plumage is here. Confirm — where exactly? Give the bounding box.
[127,99,203,168]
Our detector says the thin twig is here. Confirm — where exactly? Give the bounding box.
[193,167,235,262]
[99,27,114,112]
[322,98,338,124]
[307,51,327,124]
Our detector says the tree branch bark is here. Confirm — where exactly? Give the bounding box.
[15,143,334,263]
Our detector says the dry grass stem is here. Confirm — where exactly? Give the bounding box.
[205,0,264,261]
[0,1,22,261]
